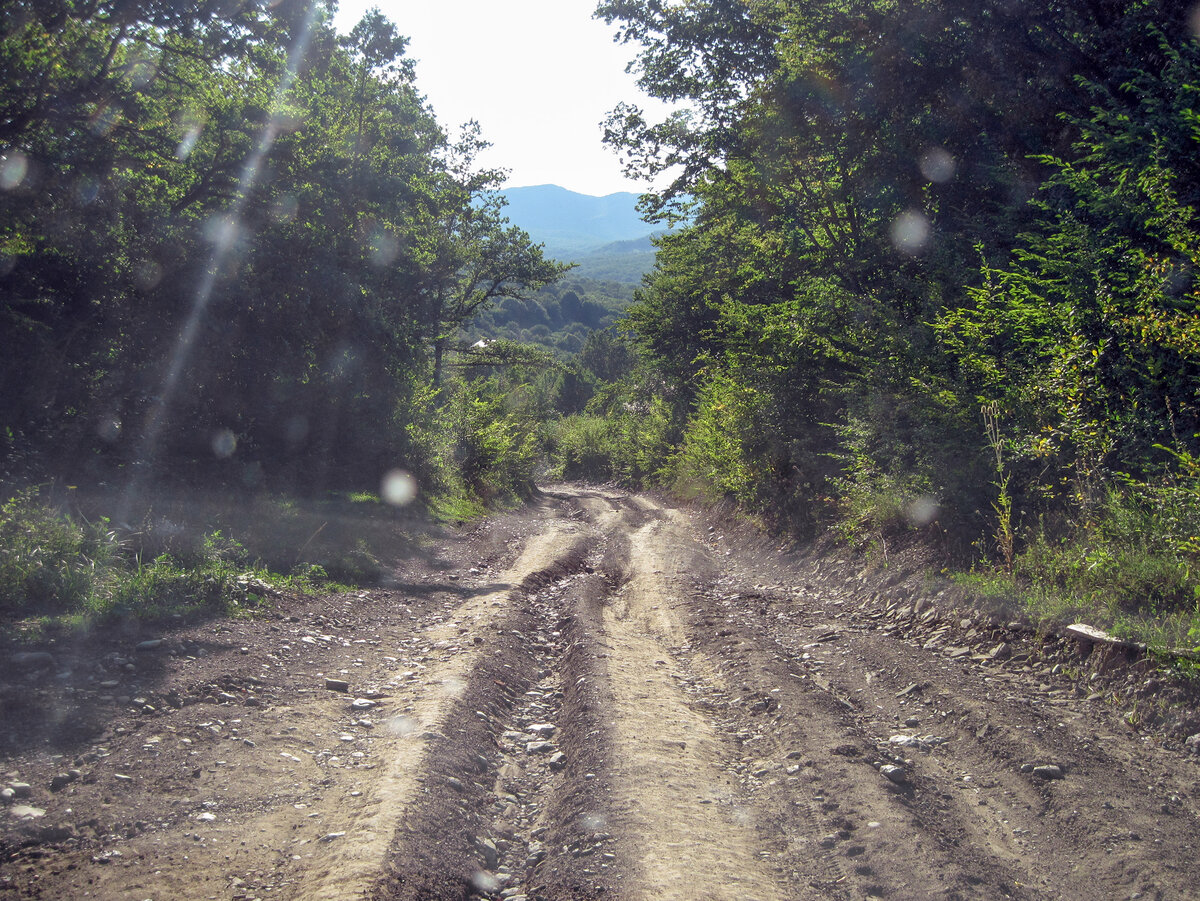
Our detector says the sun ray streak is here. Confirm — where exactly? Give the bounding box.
[119,6,319,522]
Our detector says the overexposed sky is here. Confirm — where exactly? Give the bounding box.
[331,0,665,197]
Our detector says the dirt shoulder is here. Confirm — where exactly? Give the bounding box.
[1,486,1198,900]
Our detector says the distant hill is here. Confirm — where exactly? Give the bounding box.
[497,185,663,281]
[498,185,651,254]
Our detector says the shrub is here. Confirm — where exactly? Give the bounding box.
[0,489,117,615]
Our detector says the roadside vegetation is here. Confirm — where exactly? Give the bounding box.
[3,1,1200,655]
[549,0,1200,654]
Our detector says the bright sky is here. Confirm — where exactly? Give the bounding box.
[331,0,665,197]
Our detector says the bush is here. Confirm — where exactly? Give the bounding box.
[0,489,117,615]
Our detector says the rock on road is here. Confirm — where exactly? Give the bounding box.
[1,486,1197,900]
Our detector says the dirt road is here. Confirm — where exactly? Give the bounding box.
[2,486,1198,900]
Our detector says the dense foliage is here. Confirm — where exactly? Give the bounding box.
[0,0,563,502]
[592,0,1200,645]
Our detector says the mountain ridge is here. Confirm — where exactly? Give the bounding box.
[498,184,656,258]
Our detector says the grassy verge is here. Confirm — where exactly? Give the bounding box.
[950,478,1200,658]
[0,486,360,637]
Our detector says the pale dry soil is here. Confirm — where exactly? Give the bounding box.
[1,485,1198,900]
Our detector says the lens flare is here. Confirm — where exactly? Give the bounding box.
[382,470,418,506]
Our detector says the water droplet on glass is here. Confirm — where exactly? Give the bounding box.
[285,414,309,448]
[905,496,939,527]
[0,151,28,190]
[270,194,299,223]
[212,429,237,459]
[128,57,158,88]
[97,416,122,443]
[471,871,500,893]
[382,469,417,506]
[385,715,416,737]
[134,260,162,290]
[919,147,955,183]
[890,210,930,255]
[579,812,607,832]
[74,177,100,205]
[204,214,240,251]
[368,229,399,267]
[177,124,202,160]
[89,104,119,137]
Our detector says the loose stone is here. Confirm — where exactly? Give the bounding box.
[1032,764,1064,780]
[880,764,907,784]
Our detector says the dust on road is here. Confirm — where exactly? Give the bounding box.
[2,486,1198,900]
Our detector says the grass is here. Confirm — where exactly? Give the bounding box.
[0,487,354,636]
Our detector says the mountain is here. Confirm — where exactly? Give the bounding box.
[498,185,655,255]
[498,184,662,282]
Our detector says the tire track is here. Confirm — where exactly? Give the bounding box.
[298,516,589,901]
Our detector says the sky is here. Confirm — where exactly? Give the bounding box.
[331,0,668,197]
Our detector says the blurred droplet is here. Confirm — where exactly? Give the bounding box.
[0,151,28,190]
[890,210,930,255]
[0,253,15,277]
[204,214,240,251]
[919,147,955,183]
[1192,4,1200,38]
[471,871,500,893]
[905,496,940,527]
[89,104,119,137]
[97,415,122,443]
[369,229,399,267]
[212,429,237,459]
[579,812,607,832]
[270,194,299,223]
[285,414,309,448]
[74,177,100,205]
[128,57,158,88]
[177,124,202,160]
[440,676,466,698]
[382,469,417,506]
[134,260,162,290]
[385,715,416,737]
